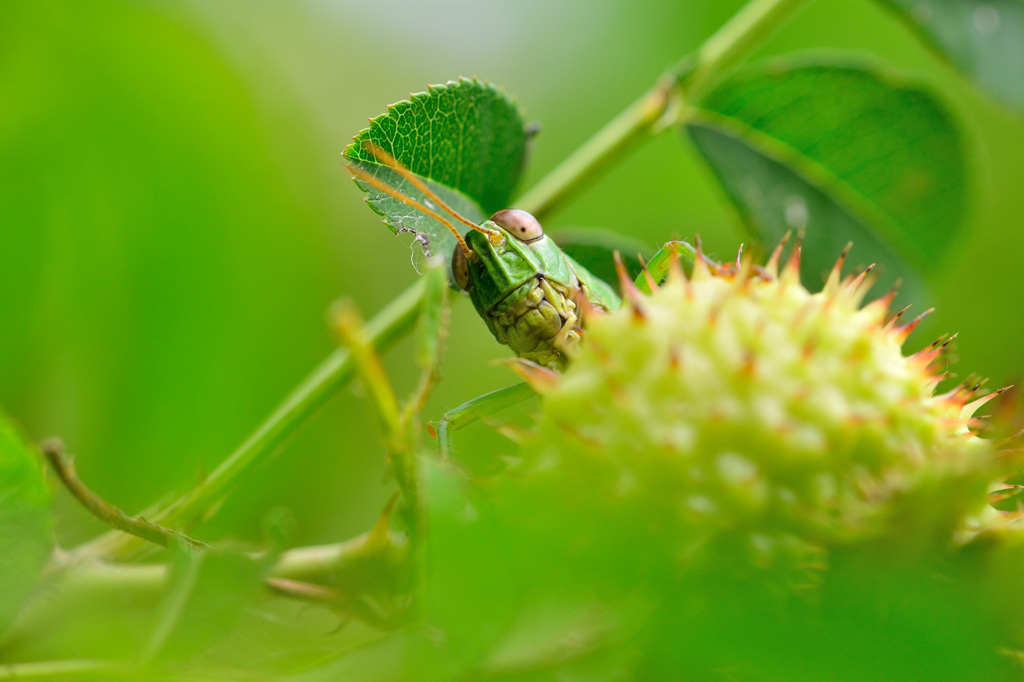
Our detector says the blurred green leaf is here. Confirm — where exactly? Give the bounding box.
[877,0,1024,109]
[420,457,519,677]
[0,410,52,635]
[145,546,270,664]
[344,79,529,268]
[286,629,421,682]
[687,60,967,294]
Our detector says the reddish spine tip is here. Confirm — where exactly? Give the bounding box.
[614,251,646,319]
[825,244,852,292]
[640,257,659,293]
[765,231,792,277]
[843,263,875,295]
[884,304,913,331]
[691,235,711,280]
[504,358,560,391]
[781,232,805,283]
[893,307,934,343]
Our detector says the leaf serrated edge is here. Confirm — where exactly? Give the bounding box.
[343,76,525,168]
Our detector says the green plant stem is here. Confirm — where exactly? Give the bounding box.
[515,81,673,220]
[73,279,427,562]
[515,0,811,221]
[681,0,813,101]
[330,299,418,507]
[41,439,209,551]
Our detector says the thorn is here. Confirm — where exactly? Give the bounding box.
[863,285,898,325]
[780,231,804,284]
[823,242,853,294]
[962,386,1013,420]
[911,345,943,369]
[893,307,934,344]
[503,358,560,391]
[667,249,686,284]
[491,421,532,445]
[367,492,400,547]
[843,264,875,303]
[735,243,744,270]
[883,304,913,331]
[614,252,646,319]
[575,288,602,326]
[638,254,659,293]
[692,235,711,280]
[764,231,791,278]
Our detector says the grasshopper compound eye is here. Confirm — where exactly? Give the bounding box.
[491,209,544,243]
[451,242,471,290]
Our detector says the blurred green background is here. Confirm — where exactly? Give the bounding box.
[1,0,1021,550]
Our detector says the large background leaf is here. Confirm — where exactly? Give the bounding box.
[876,0,1024,110]
[344,79,529,267]
[0,412,52,635]
[687,59,967,295]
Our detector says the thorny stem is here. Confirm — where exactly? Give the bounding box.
[41,439,209,551]
[516,0,811,221]
[72,278,427,562]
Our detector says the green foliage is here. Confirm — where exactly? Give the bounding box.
[0,413,51,636]
[689,60,966,294]
[2,0,1024,680]
[877,0,1024,108]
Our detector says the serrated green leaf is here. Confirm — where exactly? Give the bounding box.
[0,410,53,635]
[688,60,967,295]
[345,79,529,269]
[145,546,270,664]
[877,0,1024,110]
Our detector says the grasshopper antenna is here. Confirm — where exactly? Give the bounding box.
[356,140,505,247]
[348,162,475,257]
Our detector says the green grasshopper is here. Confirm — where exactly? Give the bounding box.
[349,141,699,372]
[347,142,703,456]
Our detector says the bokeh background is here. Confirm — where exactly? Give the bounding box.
[2,0,1022,550]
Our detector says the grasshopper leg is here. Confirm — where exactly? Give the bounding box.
[635,241,701,294]
[432,382,537,460]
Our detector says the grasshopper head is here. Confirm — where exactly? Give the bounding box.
[451,209,546,291]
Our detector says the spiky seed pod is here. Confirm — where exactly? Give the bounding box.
[512,241,1007,578]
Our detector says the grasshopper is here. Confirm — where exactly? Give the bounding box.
[347,141,703,457]
[348,141,699,372]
